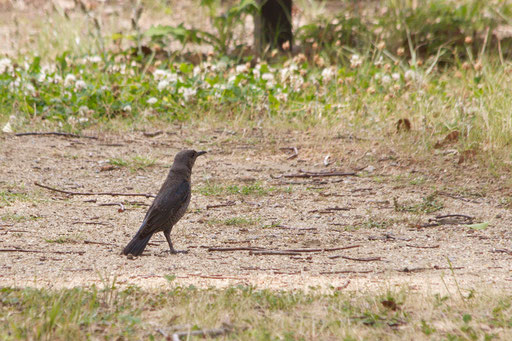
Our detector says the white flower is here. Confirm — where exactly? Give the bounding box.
[78,117,89,123]
[64,74,76,87]
[179,87,197,102]
[147,97,157,104]
[261,73,274,81]
[101,85,109,91]
[235,64,248,74]
[276,93,288,102]
[404,70,418,81]
[157,80,169,91]
[123,105,132,112]
[381,75,391,85]
[2,122,13,133]
[392,73,400,81]
[193,66,201,77]
[350,54,363,68]
[153,69,169,80]
[75,80,87,91]
[216,61,227,71]
[37,73,46,82]
[78,106,90,114]
[87,55,102,63]
[0,58,13,74]
[321,68,335,82]
[24,83,35,95]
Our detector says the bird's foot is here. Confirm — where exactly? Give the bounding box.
[169,249,189,254]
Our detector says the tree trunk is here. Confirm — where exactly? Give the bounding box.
[254,0,292,53]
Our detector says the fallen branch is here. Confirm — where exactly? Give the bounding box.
[250,250,303,256]
[84,240,113,246]
[398,266,464,273]
[34,182,156,198]
[72,221,111,226]
[143,130,163,137]
[206,201,236,210]
[207,245,360,253]
[319,270,372,274]
[405,244,440,249]
[435,214,474,220]
[280,171,357,179]
[0,248,85,255]
[492,248,512,256]
[277,225,317,231]
[330,255,382,261]
[309,206,352,213]
[207,247,266,252]
[186,274,243,280]
[15,132,97,139]
[171,328,230,341]
[98,202,126,212]
[283,146,299,160]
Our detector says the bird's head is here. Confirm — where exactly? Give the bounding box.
[172,149,207,171]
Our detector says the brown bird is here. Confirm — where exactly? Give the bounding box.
[122,149,206,256]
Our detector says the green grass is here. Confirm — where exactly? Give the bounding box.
[223,217,258,226]
[197,182,274,197]
[109,156,156,172]
[206,216,259,227]
[1,285,511,340]
[0,190,31,208]
[394,193,444,214]
[0,213,38,223]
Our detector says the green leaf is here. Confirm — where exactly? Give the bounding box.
[465,222,488,230]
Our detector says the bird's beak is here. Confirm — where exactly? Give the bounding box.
[197,151,207,156]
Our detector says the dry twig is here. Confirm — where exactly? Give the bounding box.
[15,132,97,139]
[330,255,382,262]
[35,182,156,198]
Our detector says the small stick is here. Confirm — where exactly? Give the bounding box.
[186,274,242,280]
[143,130,163,137]
[1,229,29,234]
[309,206,352,213]
[319,270,372,274]
[207,247,266,252]
[492,248,512,256]
[405,244,440,249]
[250,250,303,256]
[206,201,236,210]
[0,249,85,255]
[98,202,125,212]
[282,246,361,252]
[399,266,463,273]
[84,240,112,246]
[287,147,299,160]
[72,221,111,226]
[171,328,230,341]
[281,171,357,178]
[435,214,474,220]
[34,182,156,198]
[15,132,97,139]
[277,225,317,231]
[330,255,382,261]
[207,245,360,253]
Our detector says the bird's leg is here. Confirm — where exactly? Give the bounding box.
[164,230,188,254]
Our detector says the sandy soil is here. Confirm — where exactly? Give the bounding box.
[1,126,511,293]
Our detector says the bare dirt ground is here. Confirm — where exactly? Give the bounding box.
[1,125,512,293]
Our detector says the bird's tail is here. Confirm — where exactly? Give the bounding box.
[122,232,152,256]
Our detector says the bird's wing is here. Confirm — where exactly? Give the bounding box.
[137,180,190,238]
